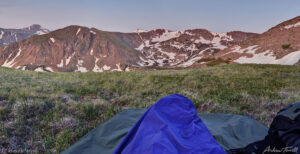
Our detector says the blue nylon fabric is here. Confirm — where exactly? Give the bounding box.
[114,94,226,154]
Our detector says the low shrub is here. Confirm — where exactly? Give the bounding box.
[282,44,290,49]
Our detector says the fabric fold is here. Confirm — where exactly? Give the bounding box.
[114,94,226,154]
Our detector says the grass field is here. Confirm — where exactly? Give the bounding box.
[0,64,299,152]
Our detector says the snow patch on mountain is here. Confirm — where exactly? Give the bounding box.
[90,49,94,55]
[235,50,300,65]
[2,48,22,67]
[186,44,198,52]
[93,58,102,72]
[76,28,81,35]
[135,40,150,51]
[92,57,112,72]
[90,30,96,35]
[50,38,55,43]
[194,37,210,44]
[35,31,47,35]
[114,63,122,71]
[155,45,176,59]
[134,29,238,67]
[230,45,259,54]
[134,29,149,33]
[102,65,111,71]
[284,22,300,29]
[66,53,75,65]
[0,31,4,40]
[211,32,232,50]
[35,28,49,35]
[46,67,54,72]
[76,60,88,72]
[14,34,18,41]
[184,31,196,36]
[57,59,64,67]
[170,42,184,49]
[179,55,203,67]
[35,67,45,72]
[125,67,131,71]
[16,66,26,70]
[151,30,181,42]
[137,56,154,66]
[34,66,53,72]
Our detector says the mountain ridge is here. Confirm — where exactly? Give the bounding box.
[1,16,300,72]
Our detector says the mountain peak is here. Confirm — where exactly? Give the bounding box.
[23,24,42,30]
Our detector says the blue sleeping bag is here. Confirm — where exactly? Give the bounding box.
[114,94,226,154]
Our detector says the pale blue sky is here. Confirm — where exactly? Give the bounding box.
[0,0,300,33]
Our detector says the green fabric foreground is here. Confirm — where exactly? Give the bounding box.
[62,109,268,154]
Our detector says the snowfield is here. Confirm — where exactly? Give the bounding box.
[134,29,235,67]
[235,50,300,65]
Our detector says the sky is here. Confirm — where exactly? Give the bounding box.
[0,0,300,33]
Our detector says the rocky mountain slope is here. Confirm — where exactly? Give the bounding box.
[217,16,300,65]
[0,16,300,72]
[0,26,256,72]
[134,29,257,68]
[0,24,50,46]
[0,26,142,72]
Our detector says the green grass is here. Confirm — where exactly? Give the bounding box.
[0,64,299,152]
